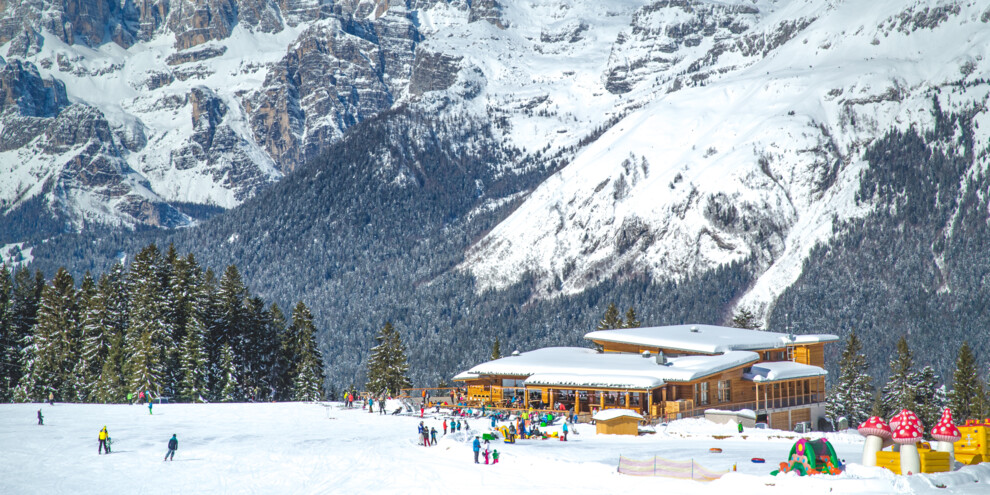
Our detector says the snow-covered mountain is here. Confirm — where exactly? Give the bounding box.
[3,0,990,321]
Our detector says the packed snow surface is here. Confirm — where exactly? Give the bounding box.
[4,402,990,494]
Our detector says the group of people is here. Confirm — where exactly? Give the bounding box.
[471,436,499,464]
[418,422,438,446]
[95,425,177,460]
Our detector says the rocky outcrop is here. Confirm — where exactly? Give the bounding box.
[0,0,139,48]
[0,59,69,118]
[245,12,420,172]
[409,47,462,96]
[469,0,506,29]
[6,25,44,58]
[168,0,239,50]
[604,0,759,94]
[166,45,227,65]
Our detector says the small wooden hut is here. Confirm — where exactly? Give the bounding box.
[593,409,643,435]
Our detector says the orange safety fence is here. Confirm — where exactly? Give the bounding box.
[617,456,729,481]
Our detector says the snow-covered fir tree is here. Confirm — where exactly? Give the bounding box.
[6,269,42,401]
[0,264,13,401]
[15,268,78,402]
[178,304,210,402]
[290,302,325,401]
[124,244,171,399]
[216,343,240,402]
[826,330,874,428]
[74,273,112,401]
[491,337,501,360]
[597,303,622,330]
[365,321,410,397]
[879,336,915,417]
[89,265,129,403]
[949,341,984,422]
[730,308,761,330]
[912,365,947,430]
[623,307,641,328]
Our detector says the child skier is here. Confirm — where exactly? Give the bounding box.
[37,409,43,426]
[430,427,438,446]
[482,446,490,464]
[492,449,500,464]
[164,434,177,461]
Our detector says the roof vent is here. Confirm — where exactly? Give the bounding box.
[656,351,667,366]
[641,350,651,358]
[511,350,520,357]
[690,326,700,333]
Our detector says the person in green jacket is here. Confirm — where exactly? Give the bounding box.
[492,449,500,464]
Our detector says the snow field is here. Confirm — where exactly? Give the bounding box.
[4,402,990,494]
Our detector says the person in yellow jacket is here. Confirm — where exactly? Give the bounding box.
[99,426,109,455]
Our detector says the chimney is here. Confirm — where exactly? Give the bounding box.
[656,351,667,365]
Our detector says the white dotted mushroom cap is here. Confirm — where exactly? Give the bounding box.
[931,416,961,442]
[858,416,892,438]
[893,420,923,444]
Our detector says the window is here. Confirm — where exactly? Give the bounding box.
[717,380,731,402]
[697,382,709,405]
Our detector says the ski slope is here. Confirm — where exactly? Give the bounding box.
[2,402,989,494]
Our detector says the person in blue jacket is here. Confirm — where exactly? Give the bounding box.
[472,436,481,463]
[164,434,177,461]
[562,421,569,441]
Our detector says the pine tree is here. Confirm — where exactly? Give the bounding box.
[731,308,761,330]
[491,337,501,360]
[215,265,249,397]
[826,330,874,428]
[365,321,410,397]
[90,264,128,403]
[597,303,622,330]
[215,343,239,402]
[6,268,42,400]
[623,307,641,328]
[0,264,13,401]
[912,365,946,429]
[270,303,294,401]
[124,244,171,399]
[950,341,981,421]
[15,268,78,402]
[178,311,210,402]
[880,336,915,417]
[74,273,112,401]
[290,302,325,401]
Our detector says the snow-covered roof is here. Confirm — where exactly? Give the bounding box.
[705,408,757,420]
[454,347,760,387]
[742,361,827,382]
[593,409,644,421]
[584,324,839,354]
[524,373,664,390]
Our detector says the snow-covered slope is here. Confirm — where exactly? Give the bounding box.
[4,0,990,318]
[4,402,990,494]
[459,0,990,318]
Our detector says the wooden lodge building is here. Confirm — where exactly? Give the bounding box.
[452,324,838,429]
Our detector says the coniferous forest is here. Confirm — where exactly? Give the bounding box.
[0,244,325,403]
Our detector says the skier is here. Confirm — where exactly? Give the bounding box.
[482,446,490,464]
[138,391,144,403]
[509,423,516,443]
[99,426,109,455]
[562,421,569,441]
[430,427,438,446]
[164,434,177,461]
[491,415,497,428]
[127,393,133,405]
[37,409,43,426]
[492,449,500,464]
[148,400,153,415]
[464,420,470,431]
[737,421,744,434]
[368,397,373,413]
[472,436,481,463]
[48,392,54,406]
[423,425,431,447]
[443,419,447,435]
[379,398,385,414]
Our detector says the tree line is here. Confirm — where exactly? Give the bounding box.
[0,243,325,403]
[828,332,987,429]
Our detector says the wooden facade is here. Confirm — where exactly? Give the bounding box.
[596,416,640,435]
[454,333,833,425]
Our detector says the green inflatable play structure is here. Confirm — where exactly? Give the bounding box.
[771,438,844,476]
